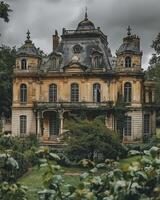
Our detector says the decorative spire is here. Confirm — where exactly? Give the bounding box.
[127,25,131,36]
[85,6,88,20]
[26,30,30,40]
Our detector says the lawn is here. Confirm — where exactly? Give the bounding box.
[19,156,140,200]
[19,165,83,200]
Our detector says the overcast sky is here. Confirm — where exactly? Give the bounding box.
[0,0,160,68]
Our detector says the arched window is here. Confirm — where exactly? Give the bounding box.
[124,82,132,103]
[49,84,57,102]
[21,59,27,70]
[20,84,27,103]
[93,83,101,102]
[71,83,79,102]
[20,115,27,135]
[125,56,131,68]
[92,56,102,68]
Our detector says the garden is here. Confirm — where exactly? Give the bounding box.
[0,117,160,200]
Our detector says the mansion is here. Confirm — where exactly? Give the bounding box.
[12,12,156,143]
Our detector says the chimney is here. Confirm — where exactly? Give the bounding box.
[52,30,59,51]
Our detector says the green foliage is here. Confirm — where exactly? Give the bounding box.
[37,147,160,200]
[64,117,126,162]
[114,93,128,139]
[0,182,28,200]
[0,1,12,22]
[0,45,16,117]
[0,135,38,181]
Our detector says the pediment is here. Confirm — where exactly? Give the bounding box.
[64,62,87,73]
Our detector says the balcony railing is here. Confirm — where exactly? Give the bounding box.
[34,101,113,110]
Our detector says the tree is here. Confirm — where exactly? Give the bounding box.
[0,45,16,117]
[146,32,160,103]
[64,117,126,161]
[0,1,12,22]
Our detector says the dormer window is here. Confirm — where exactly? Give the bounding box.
[92,55,102,68]
[21,59,27,70]
[53,57,57,69]
[125,56,131,68]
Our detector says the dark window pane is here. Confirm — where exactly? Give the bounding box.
[124,116,132,136]
[144,114,150,135]
[93,83,101,102]
[124,82,132,103]
[20,84,27,103]
[20,115,27,135]
[125,56,131,68]
[21,59,27,70]
[49,84,57,102]
[71,83,79,102]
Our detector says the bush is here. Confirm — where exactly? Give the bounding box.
[64,118,127,162]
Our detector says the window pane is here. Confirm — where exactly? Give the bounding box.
[93,83,101,102]
[21,59,27,70]
[124,116,132,136]
[144,114,150,135]
[49,84,57,102]
[71,83,79,102]
[20,115,27,135]
[20,84,27,103]
[124,82,132,103]
[125,57,131,68]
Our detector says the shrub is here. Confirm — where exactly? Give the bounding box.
[64,118,127,162]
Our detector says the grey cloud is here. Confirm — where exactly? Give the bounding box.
[1,0,160,68]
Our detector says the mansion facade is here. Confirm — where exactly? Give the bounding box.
[12,12,156,143]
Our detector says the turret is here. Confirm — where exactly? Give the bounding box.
[15,30,41,71]
[116,26,143,72]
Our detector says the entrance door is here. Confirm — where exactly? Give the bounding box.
[49,113,59,137]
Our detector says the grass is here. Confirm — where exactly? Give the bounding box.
[19,156,140,200]
[19,165,83,200]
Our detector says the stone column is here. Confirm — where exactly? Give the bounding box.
[58,109,64,135]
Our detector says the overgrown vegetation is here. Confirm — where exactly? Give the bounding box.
[64,116,127,162]
[37,146,160,200]
[0,45,16,118]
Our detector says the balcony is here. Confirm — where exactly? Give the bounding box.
[34,101,113,110]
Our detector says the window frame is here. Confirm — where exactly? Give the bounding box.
[93,83,101,102]
[20,84,27,103]
[20,115,27,136]
[71,83,79,102]
[125,56,131,68]
[49,84,57,102]
[143,114,150,135]
[124,116,132,136]
[124,82,132,103]
[21,59,27,70]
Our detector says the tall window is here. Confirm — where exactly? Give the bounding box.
[93,83,101,102]
[124,116,132,136]
[20,84,27,103]
[21,59,27,70]
[92,55,102,68]
[53,57,57,69]
[71,83,79,102]
[144,114,150,135]
[20,115,27,135]
[124,82,132,103]
[49,84,57,102]
[125,56,131,68]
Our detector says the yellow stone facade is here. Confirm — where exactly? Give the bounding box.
[12,16,156,143]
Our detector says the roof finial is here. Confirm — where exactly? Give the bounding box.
[127,25,131,36]
[85,6,88,20]
[26,30,30,40]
